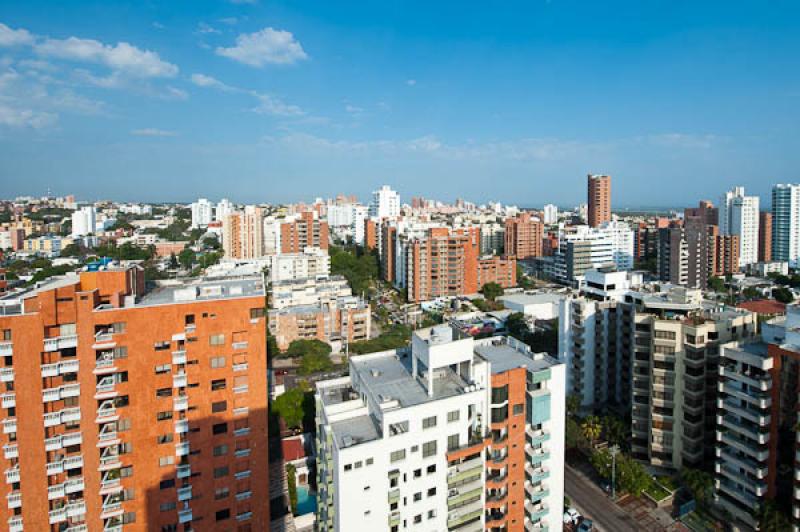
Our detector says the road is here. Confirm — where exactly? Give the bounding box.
[564,465,641,532]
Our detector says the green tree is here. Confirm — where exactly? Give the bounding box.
[329,245,379,296]
[349,324,412,355]
[602,415,627,448]
[286,463,298,515]
[271,388,307,428]
[506,312,530,341]
[566,394,582,418]
[581,415,602,447]
[566,417,583,449]
[680,467,713,505]
[178,248,194,269]
[299,351,334,375]
[480,282,504,301]
[617,455,650,496]
[773,287,794,304]
[590,448,612,478]
[708,276,726,293]
[285,339,332,359]
[758,501,791,532]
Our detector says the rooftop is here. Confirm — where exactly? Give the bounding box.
[474,337,559,374]
[499,293,563,305]
[138,276,265,307]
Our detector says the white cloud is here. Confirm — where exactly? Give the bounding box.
[165,86,188,100]
[152,22,165,30]
[131,128,177,137]
[252,93,304,116]
[0,104,56,128]
[35,37,178,78]
[406,79,417,86]
[216,27,308,67]
[196,22,220,35]
[344,104,363,115]
[0,23,34,47]
[190,73,236,92]
[219,17,239,26]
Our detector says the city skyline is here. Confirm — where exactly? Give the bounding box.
[2,1,800,204]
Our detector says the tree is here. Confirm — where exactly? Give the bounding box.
[742,287,760,300]
[708,276,726,293]
[566,417,583,449]
[602,415,627,449]
[271,388,307,428]
[617,455,650,496]
[349,324,412,355]
[286,463,298,515]
[773,287,794,304]
[680,467,713,505]
[566,395,582,418]
[298,351,334,375]
[581,415,602,447]
[285,339,332,359]
[480,282,504,301]
[329,245,379,296]
[590,448,612,478]
[169,253,179,269]
[757,500,791,532]
[178,248,194,269]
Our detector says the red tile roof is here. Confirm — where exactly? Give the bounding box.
[737,300,786,315]
[282,437,306,461]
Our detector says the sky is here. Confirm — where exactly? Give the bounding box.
[1,0,799,208]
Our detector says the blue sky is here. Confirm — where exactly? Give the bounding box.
[1,0,799,207]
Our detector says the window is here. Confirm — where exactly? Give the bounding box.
[216,509,230,521]
[155,364,170,375]
[211,356,226,368]
[214,487,229,500]
[428,509,437,519]
[414,514,422,524]
[250,308,265,319]
[213,444,229,457]
[447,434,460,451]
[427,487,436,497]
[214,466,229,478]
[213,422,228,435]
[390,449,406,463]
[344,464,352,471]
[426,464,436,474]
[413,492,422,502]
[366,458,374,466]
[122,512,136,524]
[422,440,437,458]
[447,410,460,423]
[120,466,133,478]
[413,469,422,478]
[117,418,132,432]
[160,479,175,489]
[160,502,176,512]
[156,411,173,421]
[513,403,524,416]
[185,314,195,326]
[157,434,173,444]
[212,401,227,413]
[156,388,172,398]
[354,461,362,469]
[491,385,508,404]
[211,379,226,391]
[422,416,437,429]
[154,341,170,351]
[210,334,225,346]
[159,456,174,467]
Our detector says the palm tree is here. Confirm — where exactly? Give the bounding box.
[581,416,602,448]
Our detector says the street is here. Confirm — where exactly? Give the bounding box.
[565,464,642,532]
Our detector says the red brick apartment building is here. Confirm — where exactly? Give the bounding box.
[505,213,543,260]
[280,211,329,253]
[0,264,268,531]
[587,174,611,227]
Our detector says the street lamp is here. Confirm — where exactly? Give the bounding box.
[609,444,620,499]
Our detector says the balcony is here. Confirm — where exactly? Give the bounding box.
[174,419,189,433]
[172,350,187,365]
[94,356,116,375]
[236,490,252,501]
[232,341,249,350]
[525,463,550,483]
[44,334,78,352]
[175,442,190,456]
[44,383,81,403]
[233,362,248,372]
[446,507,482,529]
[526,427,550,445]
[66,500,87,518]
[95,380,117,400]
[92,330,116,349]
[49,507,67,524]
[178,508,193,524]
[525,481,550,501]
[99,454,122,471]
[6,491,21,509]
[0,368,12,383]
[177,464,191,478]
[172,372,187,388]
[95,406,118,423]
[5,467,19,484]
[234,427,250,437]
[525,445,550,463]
[7,517,22,532]
[97,428,119,447]
[173,395,189,411]
[2,418,16,434]
[100,476,122,495]
[2,444,17,459]
[0,393,14,409]
[524,501,549,521]
[235,448,251,458]
[178,485,192,501]
[236,511,253,522]
[100,500,123,519]
[235,470,251,480]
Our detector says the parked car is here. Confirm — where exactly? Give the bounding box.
[563,508,581,524]
[578,518,594,531]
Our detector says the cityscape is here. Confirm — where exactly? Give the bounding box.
[2,2,800,532]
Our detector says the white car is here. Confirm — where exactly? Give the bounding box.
[563,508,581,524]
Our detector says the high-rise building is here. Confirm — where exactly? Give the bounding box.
[0,264,269,531]
[758,210,772,263]
[223,206,265,259]
[550,222,634,284]
[190,198,213,229]
[315,326,565,532]
[479,223,505,256]
[215,198,233,222]
[71,206,97,237]
[505,212,544,260]
[281,211,330,254]
[719,186,760,268]
[587,174,611,228]
[350,205,369,246]
[369,185,401,219]
[771,184,800,266]
[543,204,558,225]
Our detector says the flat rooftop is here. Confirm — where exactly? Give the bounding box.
[138,276,264,307]
[474,340,559,375]
[499,293,563,305]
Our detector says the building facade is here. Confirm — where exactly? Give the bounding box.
[772,184,800,267]
[719,186,760,268]
[587,174,611,228]
[280,211,330,254]
[504,213,543,260]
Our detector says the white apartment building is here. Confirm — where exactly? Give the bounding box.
[215,198,234,222]
[772,183,800,267]
[543,204,558,225]
[268,247,330,283]
[370,185,401,219]
[719,186,760,267]
[351,205,369,246]
[190,198,213,228]
[550,222,634,284]
[327,204,355,228]
[315,326,565,532]
[479,223,505,256]
[71,206,96,237]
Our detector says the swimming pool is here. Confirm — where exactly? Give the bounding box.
[296,485,317,516]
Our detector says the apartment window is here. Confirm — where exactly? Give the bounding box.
[122,513,136,524]
[428,510,437,519]
[422,416,437,429]
[413,469,422,478]
[426,464,436,474]
[354,461,362,469]
[157,411,173,421]
[1,330,10,341]
[213,422,228,435]
[491,385,508,404]
[117,418,132,432]
[157,434,173,444]
[120,442,133,454]
[211,379,226,391]
[211,356,226,369]
[413,493,422,502]
[120,466,133,478]
[414,514,422,524]
[250,308,266,319]
[447,410,460,423]
[366,458,374,466]
[160,479,175,489]
[447,434,460,451]
[390,449,406,463]
[344,464,352,472]
[156,388,172,398]
[159,456,174,467]
[210,334,225,346]
[160,502,176,512]
[215,487,230,500]
[155,364,171,375]
[212,400,227,413]
[185,314,195,325]
[422,440,437,458]
[154,341,170,351]
[214,466,229,478]
[216,509,230,521]
[427,487,436,497]
[513,403,524,416]
[213,444,229,457]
